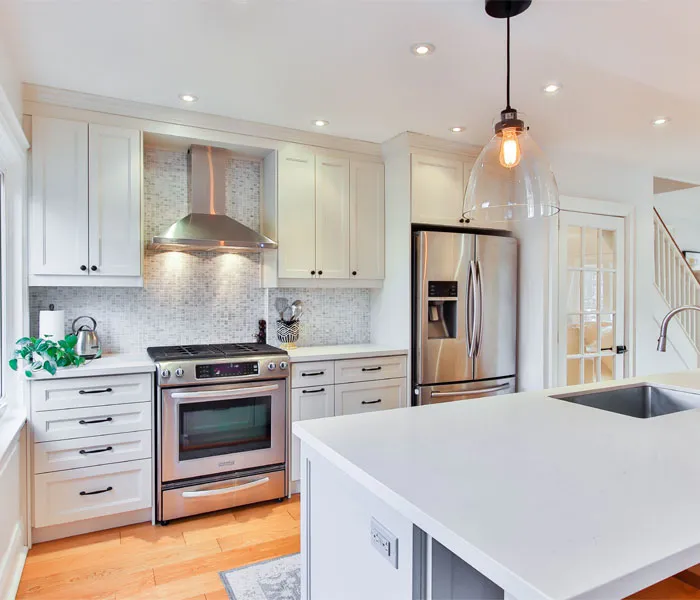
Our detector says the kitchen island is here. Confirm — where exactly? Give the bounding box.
[293,370,700,600]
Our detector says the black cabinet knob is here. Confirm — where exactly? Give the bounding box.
[459,218,465,223]
[80,265,87,271]
[90,265,97,272]
[352,271,357,276]
[318,270,323,276]
[310,270,316,275]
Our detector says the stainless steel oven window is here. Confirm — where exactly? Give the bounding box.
[179,395,273,461]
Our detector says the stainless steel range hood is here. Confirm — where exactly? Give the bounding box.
[151,145,277,252]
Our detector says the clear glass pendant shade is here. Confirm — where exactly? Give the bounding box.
[463,120,559,223]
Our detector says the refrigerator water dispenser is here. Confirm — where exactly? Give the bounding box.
[427,281,458,339]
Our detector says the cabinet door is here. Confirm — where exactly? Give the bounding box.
[88,124,142,277]
[291,385,334,482]
[277,146,316,278]
[29,116,89,276]
[411,154,464,227]
[350,161,384,280]
[315,155,350,279]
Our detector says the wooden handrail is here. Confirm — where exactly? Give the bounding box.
[653,207,698,278]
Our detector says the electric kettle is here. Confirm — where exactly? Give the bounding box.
[72,316,102,359]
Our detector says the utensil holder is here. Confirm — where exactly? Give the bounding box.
[276,320,301,350]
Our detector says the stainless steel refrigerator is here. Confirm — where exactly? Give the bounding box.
[413,229,517,405]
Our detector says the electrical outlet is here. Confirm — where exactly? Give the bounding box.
[370,518,398,569]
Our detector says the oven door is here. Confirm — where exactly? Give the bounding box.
[161,379,287,482]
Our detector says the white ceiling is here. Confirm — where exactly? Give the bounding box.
[3,0,699,181]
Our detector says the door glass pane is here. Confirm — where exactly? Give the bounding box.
[584,228,598,268]
[567,359,582,385]
[567,314,582,354]
[601,230,616,269]
[600,271,614,313]
[601,356,615,381]
[583,314,599,353]
[567,226,582,267]
[600,314,615,352]
[582,271,598,312]
[567,272,581,313]
[583,357,597,383]
[179,396,272,460]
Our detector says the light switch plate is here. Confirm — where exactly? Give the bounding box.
[370,517,398,569]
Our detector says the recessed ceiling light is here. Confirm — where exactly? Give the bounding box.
[450,126,465,133]
[652,116,670,126]
[411,43,435,56]
[179,94,198,103]
[542,82,562,94]
[313,120,329,127]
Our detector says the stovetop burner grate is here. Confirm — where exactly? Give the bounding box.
[146,343,286,362]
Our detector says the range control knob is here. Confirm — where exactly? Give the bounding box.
[279,361,288,370]
[175,368,184,377]
[161,369,171,378]
[267,362,277,371]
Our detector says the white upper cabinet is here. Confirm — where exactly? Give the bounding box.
[411,153,465,227]
[30,117,89,276]
[277,146,316,279]
[29,116,143,286]
[88,124,142,277]
[350,160,385,280]
[315,155,350,279]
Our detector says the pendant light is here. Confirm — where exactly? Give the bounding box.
[463,0,559,223]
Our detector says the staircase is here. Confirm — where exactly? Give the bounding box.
[653,208,700,355]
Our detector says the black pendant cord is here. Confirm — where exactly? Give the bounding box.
[505,17,511,111]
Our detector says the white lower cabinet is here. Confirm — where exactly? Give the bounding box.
[291,386,335,482]
[34,459,152,528]
[334,378,405,416]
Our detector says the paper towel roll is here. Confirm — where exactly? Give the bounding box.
[39,310,65,342]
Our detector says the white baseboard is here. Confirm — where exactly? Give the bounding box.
[0,523,27,600]
[31,508,151,544]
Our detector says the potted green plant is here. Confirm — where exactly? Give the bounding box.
[9,335,85,377]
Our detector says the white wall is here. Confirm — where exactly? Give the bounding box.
[655,186,700,253]
[0,36,22,121]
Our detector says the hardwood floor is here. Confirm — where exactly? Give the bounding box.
[16,493,700,600]
[17,496,300,600]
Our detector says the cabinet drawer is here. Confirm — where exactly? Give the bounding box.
[334,378,406,416]
[334,355,407,384]
[291,361,334,388]
[34,458,152,528]
[32,402,152,442]
[34,430,152,474]
[31,373,152,412]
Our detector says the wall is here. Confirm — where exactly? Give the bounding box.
[655,186,700,254]
[29,148,371,352]
[0,36,21,120]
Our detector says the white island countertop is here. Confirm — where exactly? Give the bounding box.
[286,344,408,362]
[295,370,700,600]
[27,352,155,380]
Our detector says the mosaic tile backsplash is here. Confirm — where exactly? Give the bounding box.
[29,148,371,353]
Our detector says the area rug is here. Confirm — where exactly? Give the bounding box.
[219,553,301,600]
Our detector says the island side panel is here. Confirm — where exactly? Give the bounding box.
[300,441,416,600]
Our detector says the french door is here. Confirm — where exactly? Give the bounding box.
[558,211,626,386]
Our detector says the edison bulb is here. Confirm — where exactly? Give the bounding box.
[499,127,522,168]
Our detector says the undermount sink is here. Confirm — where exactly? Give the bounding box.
[551,384,700,419]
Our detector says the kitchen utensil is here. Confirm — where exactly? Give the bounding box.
[275,297,289,320]
[72,316,102,359]
[291,300,303,321]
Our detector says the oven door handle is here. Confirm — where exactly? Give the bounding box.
[181,476,270,498]
[170,385,280,401]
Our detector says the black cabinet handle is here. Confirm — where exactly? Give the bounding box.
[302,388,326,394]
[361,366,382,372]
[79,446,113,455]
[80,265,87,271]
[90,265,97,271]
[352,271,357,276]
[78,417,113,425]
[310,270,316,275]
[361,399,382,405]
[79,388,113,395]
[318,270,323,275]
[301,371,324,377]
[80,486,113,496]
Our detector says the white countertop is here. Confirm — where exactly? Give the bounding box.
[27,352,155,380]
[286,344,408,362]
[295,371,700,600]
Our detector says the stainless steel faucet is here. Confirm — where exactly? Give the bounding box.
[657,305,700,351]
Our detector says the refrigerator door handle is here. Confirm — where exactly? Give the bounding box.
[474,260,485,356]
[430,383,511,398]
[467,261,478,358]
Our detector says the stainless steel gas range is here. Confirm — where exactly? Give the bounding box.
[147,343,289,524]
